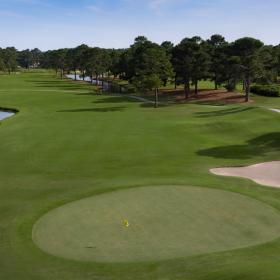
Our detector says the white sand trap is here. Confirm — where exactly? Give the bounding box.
[270,108,280,113]
[211,161,280,188]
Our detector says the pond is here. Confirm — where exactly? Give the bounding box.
[66,74,110,91]
[65,74,129,93]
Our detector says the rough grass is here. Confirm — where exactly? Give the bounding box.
[0,71,280,279]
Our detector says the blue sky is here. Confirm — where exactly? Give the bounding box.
[0,0,279,50]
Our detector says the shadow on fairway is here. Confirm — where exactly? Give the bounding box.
[140,103,169,108]
[27,79,93,91]
[74,91,99,96]
[93,96,139,104]
[195,107,256,118]
[193,101,227,106]
[197,132,280,159]
[58,106,126,113]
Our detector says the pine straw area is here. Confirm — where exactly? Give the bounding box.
[157,88,248,105]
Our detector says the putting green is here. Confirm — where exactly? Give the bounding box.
[33,186,280,263]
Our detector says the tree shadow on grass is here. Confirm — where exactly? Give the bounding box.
[197,132,280,159]
[92,96,139,104]
[195,107,256,118]
[71,92,97,96]
[57,106,126,113]
[27,79,93,92]
[140,102,169,108]
[193,100,227,107]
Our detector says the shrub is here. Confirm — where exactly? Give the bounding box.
[225,82,236,92]
[123,84,137,94]
[250,85,280,97]
[108,81,122,93]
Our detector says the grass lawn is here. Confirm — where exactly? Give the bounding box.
[1,70,280,279]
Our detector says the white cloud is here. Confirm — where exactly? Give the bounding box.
[148,0,169,9]
[87,5,104,14]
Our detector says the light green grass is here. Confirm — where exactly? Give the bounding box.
[1,71,280,279]
[33,185,280,263]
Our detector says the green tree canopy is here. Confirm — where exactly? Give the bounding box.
[232,37,264,102]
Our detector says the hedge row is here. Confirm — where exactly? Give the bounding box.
[251,85,280,97]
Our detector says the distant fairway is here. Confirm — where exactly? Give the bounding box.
[33,186,280,262]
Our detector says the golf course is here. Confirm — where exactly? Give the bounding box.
[0,70,280,279]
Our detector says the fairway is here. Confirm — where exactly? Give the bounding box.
[33,185,280,262]
[1,71,280,279]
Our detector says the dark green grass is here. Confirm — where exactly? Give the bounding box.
[1,71,280,279]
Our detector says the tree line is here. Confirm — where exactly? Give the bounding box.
[1,35,280,104]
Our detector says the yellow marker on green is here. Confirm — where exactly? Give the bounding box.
[123,219,130,228]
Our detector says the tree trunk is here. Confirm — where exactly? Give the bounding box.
[215,76,218,90]
[90,74,93,84]
[184,78,190,99]
[174,75,177,90]
[227,79,231,92]
[245,77,250,102]
[154,88,159,108]
[101,74,104,92]
[82,70,85,81]
[184,83,188,98]
[60,69,63,79]
[194,80,198,96]
[74,70,77,81]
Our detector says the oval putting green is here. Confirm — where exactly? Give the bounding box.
[33,186,280,263]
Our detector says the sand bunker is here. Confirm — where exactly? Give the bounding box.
[0,110,15,121]
[270,109,280,113]
[211,161,280,188]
